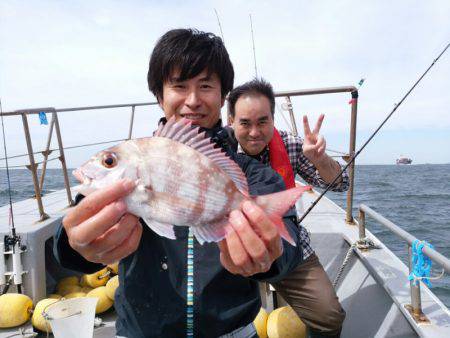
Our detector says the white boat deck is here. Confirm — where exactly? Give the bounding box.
[0,188,75,233]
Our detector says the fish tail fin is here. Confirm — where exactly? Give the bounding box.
[253,186,311,246]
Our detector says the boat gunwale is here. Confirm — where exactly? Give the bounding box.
[301,186,450,336]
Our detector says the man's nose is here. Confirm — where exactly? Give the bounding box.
[249,126,261,138]
[185,90,201,108]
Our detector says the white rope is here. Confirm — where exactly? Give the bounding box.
[326,148,348,155]
[333,238,380,288]
[332,243,357,288]
[409,268,445,285]
[275,102,293,134]
[4,328,37,338]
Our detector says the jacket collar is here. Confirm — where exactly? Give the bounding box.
[157,117,223,136]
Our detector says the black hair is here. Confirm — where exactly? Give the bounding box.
[148,28,234,101]
[227,78,275,118]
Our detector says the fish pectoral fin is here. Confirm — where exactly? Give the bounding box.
[191,219,230,245]
[143,218,176,240]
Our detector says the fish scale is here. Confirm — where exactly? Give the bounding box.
[144,140,237,223]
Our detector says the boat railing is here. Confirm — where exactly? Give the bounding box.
[0,86,358,222]
[0,103,158,221]
[274,86,358,224]
[358,204,450,323]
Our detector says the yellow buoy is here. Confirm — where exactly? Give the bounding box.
[80,267,110,288]
[0,293,33,328]
[57,284,82,296]
[64,292,86,299]
[253,307,268,338]
[107,262,119,275]
[47,294,62,299]
[86,286,114,314]
[32,298,59,333]
[81,286,93,294]
[267,306,306,338]
[105,275,119,300]
[56,276,79,289]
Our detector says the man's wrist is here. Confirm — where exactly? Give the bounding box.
[311,154,329,170]
[312,155,343,185]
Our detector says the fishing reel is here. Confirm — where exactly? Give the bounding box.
[2,234,27,295]
[3,234,26,253]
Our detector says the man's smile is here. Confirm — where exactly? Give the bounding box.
[248,139,265,144]
[180,113,206,120]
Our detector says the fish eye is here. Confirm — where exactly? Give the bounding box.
[102,153,118,168]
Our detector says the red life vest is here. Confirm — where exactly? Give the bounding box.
[268,128,296,189]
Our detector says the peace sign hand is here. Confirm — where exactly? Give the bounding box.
[302,114,327,165]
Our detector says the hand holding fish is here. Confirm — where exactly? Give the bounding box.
[62,179,142,265]
[302,114,327,165]
[218,201,283,277]
[71,118,309,264]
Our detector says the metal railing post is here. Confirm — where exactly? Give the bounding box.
[358,208,366,239]
[39,113,56,193]
[346,92,358,224]
[128,105,135,140]
[21,113,49,221]
[408,244,424,320]
[284,96,298,137]
[53,113,74,206]
[359,204,443,324]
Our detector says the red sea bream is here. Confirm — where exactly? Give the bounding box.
[73,117,309,245]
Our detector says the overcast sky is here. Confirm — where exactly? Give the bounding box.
[1,0,449,168]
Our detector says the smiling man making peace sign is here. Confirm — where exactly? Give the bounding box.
[228,78,349,338]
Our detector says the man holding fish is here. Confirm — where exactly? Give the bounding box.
[55,29,307,338]
[227,79,349,338]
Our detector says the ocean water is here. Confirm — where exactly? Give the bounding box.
[326,164,450,308]
[1,165,449,308]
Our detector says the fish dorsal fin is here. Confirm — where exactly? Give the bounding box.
[155,117,249,196]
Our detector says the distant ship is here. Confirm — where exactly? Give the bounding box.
[396,156,412,165]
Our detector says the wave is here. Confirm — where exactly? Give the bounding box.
[0,189,21,196]
[396,193,450,200]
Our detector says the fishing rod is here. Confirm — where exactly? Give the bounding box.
[214,9,225,44]
[249,14,258,78]
[0,99,15,234]
[0,98,23,295]
[298,42,450,224]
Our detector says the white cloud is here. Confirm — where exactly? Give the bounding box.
[1,0,449,165]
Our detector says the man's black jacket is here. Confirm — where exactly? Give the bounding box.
[53,122,303,338]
